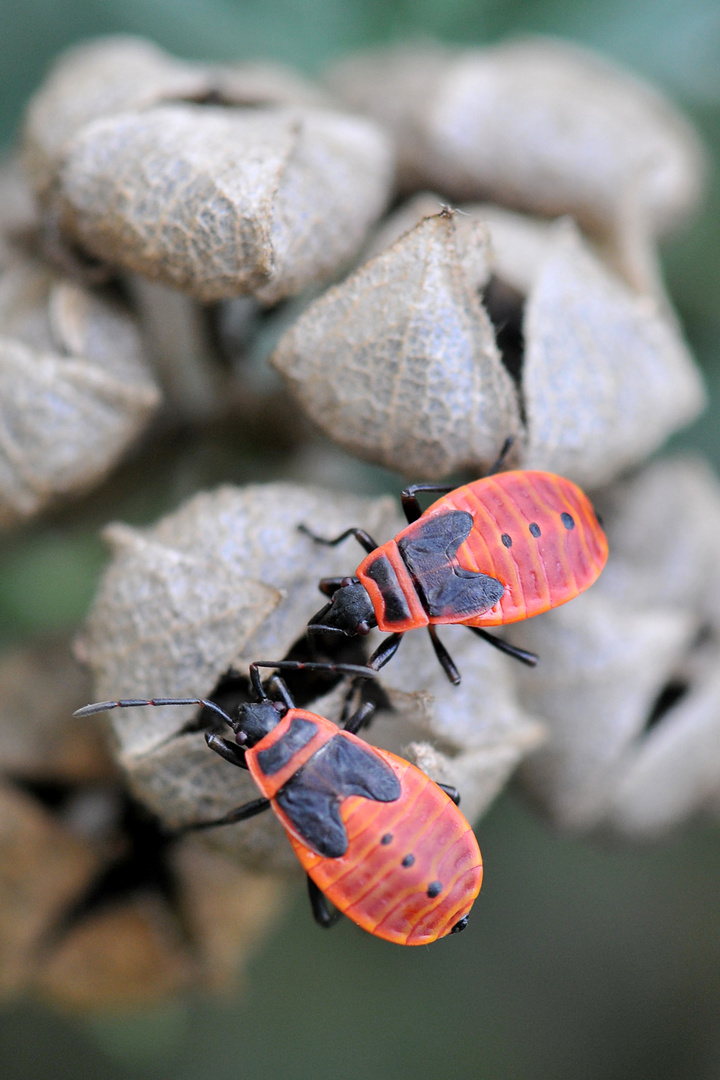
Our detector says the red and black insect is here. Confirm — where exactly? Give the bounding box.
[303,453,608,683]
[75,660,483,946]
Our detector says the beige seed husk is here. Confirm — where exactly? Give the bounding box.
[271,210,521,479]
[56,103,394,303]
[521,221,706,487]
[513,457,720,837]
[328,38,706,237]
[0,255,160,528]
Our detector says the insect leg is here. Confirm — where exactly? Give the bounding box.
[268,675,296,711]
[342,700,376,735]
[205,733,248,769]
[427,625,461,685]
[366,632,403,671]
[180,796,271,833]
[307,876,343,929]
[298,524,379,555]
[467,626,538,667]
[400,484,455,524]
[435,782,461,806]
[487,435,514,475]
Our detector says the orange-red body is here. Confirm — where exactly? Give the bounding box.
[246,708,483,946]
[357,470,608,633]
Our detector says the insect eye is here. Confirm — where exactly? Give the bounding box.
[356,620,370,635]
[235,731,248,745]
[341,577,355,588]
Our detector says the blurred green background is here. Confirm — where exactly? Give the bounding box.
[1,1,720,1078]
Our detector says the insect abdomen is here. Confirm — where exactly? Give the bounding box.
[290,751,483,946]
[444,471,608,625]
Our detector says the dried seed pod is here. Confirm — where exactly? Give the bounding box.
[271,210,521,478]
[23,37,332,204]
[512,457,720,838]
[0,255,161,528]
[599,457,720,620]
[22,36,212,201]
[328,38,706,237]
[513,592,697,829]
[77,525,283,756]
[0,639,283,1008]
[604,642,720,839]
[520,221,705,486]
[55,103,393,303]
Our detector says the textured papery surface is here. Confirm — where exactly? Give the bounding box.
[56,103,393,302]
[0,257,160,528]
[22,36,210,201]
[23,37,331,204]
[328,38,705,237]
[365,193,492,292]
[520,222,705,487]
[513,457,720,837]
[271,211,521,478]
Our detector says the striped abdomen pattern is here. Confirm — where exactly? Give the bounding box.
[287,751,482,946]
[247,713,482,946]
[446,471,608,625]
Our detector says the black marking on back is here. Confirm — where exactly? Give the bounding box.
[402,854,415,868]
[256,717,318,776]
[427,880,443,898]
[398,510,504,619]
[529,522,541,538]
[381,833,393,845]
[364,554,411,623]
[501,533,512,548]
[275,734,401,859]
[561,512,575,530]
